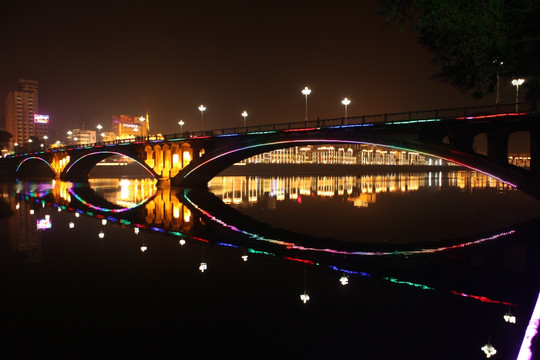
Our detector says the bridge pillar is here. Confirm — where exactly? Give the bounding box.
[486,128,510,165]
[448,126,475,152]
[531,124,540,177]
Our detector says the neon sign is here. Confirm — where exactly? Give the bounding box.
[34,114,49,124]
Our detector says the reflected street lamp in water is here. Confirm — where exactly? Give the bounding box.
[481,343,497,358]
[198,105,206,132]
[512,78,525,112]
[301,86,311,121]
[241,111,248,131]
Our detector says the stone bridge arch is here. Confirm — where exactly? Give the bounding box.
[62,150,157,182]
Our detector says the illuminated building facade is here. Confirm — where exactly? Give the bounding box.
[67,129,97,145]
[209,171,514,209]
[4,79,46,150]
[243,144,447,166]
[112,114,149,139]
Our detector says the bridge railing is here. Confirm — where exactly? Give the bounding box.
[164,102,532,139]
[7,102,533,157]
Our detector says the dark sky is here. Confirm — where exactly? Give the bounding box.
[1,0,512,139]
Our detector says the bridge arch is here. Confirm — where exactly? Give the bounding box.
[16,156,56,178]
[175,135,502,186]
[62,150,156,182]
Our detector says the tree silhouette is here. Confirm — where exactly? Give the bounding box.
[378,0,540,103]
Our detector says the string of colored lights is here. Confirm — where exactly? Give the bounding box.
[67,187,148,213]
[15,156,56,173]
[516,289,540,360]
[182,138,518,189]
[184,188,515,257]
[63,150,154,177]
[14,192,518,309]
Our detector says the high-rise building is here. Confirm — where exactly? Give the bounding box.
[4,79,46,150]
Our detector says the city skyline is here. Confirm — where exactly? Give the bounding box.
[0,0,519,139]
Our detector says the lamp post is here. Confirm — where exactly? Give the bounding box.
[512,78,525,112]
[341,97,351,122]
[198,105,206,133]
[301,86,311,121]
[138,116,145,138]
[178,120,184,133]
[96,125,102,143]
[241,111,248,131]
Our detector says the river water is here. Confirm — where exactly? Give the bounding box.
[1,170,540,359]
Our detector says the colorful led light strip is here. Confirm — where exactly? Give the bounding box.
[456,112,527,120]
[64,150,155,178]
[68,187,149,213]
[450,290,516,306]
[18,193,518,309]
[15,156,56,173]
[182,138,519,190]
[517,289,540,360]
[183,190,515,257]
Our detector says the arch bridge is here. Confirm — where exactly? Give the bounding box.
[4,103,540,199]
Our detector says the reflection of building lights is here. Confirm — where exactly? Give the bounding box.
[199,262,207,272]
[340,276,349,285]
[16,203,20,210]
[241,255,248,262]
[140,246,148,252]
[300,293,310,303]
[75,212,80,217]
[69,222,75,228]
[481,344,497,358]
[29,209,34,215]
[179,238,186,246]
[102,219,107,225]
[98,231,105,239]
[504,312,516,324]
[134,227,139,235]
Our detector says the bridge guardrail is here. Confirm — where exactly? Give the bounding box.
[7,102,533,157]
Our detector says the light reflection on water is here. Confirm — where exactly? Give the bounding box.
[208,171,540,243]
[2,172,540,359]
[88,178,157,208]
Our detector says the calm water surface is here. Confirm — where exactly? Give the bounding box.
[1,170,540,359]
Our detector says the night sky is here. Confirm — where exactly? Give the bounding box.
[1,0,514,139]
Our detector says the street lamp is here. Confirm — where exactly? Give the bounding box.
[96,125,102,143]
[178,120,184,133]
[138,116,145,138]
[14,142,18,153]
[301,86,311,121]
[512,78,525,112]
[341,97,351,120]
[198,105,206,133]
[241,111,248,131]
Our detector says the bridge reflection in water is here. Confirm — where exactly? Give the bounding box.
[5,176,540,358]
[5,176,535,295]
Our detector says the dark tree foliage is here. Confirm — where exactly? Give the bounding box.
[378,0,540,101]
[0,131,12,151]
